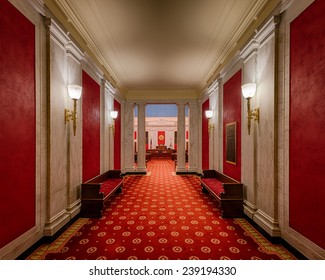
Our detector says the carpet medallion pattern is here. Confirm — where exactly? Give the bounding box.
[28,159,295,260]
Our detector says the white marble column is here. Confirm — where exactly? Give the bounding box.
[66,40,83,218]
[105,84,115,171]
[240,44,258,219]
[176,102,187,173]
[240,16,281,237]
[122,101,135,173]
[136,102,146,173]
[188,101,200,173]
[216,78,223,173]
[44,18,70,236]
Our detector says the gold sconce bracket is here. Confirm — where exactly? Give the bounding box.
[208,119,215,135]
[64,99,78,135]
[250,107,259,123]
[65,108,71,124]
[109,122,115,135]
[245,97,259,135]
[65,108,76,123]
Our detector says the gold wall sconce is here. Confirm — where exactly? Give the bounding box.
[205,109,214,135]
[109,110,118,135]
[241,83,259,135]
[65,85,82,136]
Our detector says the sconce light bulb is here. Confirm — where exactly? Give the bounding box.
[110,110,118,120]
[205,110,213,119]
[241,83,256,99]
[68,85,82,100]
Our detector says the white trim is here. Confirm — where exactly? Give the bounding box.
[66,40,84,63]
[0,226,42,260]
[81,53,104,85]
[105,80,117,97]
[49,19,70,49]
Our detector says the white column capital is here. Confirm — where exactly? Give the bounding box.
[135,101,146,106]
[176,101,187,108]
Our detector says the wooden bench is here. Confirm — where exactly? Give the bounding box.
[201,170,243,218]
[81,170,123,218]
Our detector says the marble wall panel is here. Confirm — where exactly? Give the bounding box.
[123,102,135,173]
[241,54,257,215]
[66,51,82,211]
[188,102,200,172]
[49,38,68,219]
[256,36,276,218]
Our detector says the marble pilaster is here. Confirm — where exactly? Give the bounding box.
[188,101,200,173]
[176,102,187,173]
[240,42,258,218]
[66,39,83,218]
[122,101,135,173]
[136,102,146,173]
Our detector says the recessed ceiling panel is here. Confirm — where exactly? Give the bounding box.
[53,0,275,92]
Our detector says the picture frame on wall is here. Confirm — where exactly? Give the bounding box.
[226,122,236,165]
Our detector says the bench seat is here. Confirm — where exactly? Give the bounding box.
[201,170,243,218]
[81,170,123,218]
[100,178,123,196]
[201,178,224,196]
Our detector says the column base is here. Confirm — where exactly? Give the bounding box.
[135,166,147,174]
[252,209,281,237]
[176,166,187,174]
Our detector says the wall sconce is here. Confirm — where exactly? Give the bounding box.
[65,85,82,136]
[109,110,118,135]
[205,109,214,135]
[241,83,259,135]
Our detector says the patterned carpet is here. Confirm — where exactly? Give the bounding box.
[28,159,296,260]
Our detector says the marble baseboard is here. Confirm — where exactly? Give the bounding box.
[43,210,70,237]
[66,199,81,219]
[0,226,43,260]
[253,209,281,237]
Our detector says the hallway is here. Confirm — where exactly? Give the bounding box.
[27,159,295,260]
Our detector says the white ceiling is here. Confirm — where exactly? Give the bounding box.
[48,0,278,95]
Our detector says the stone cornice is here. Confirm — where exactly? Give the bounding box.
[46,17,69,48]
[125,89,197,102]
[66,40,84,63]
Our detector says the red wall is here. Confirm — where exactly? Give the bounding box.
[202,99,210,170]
[82,71,100,182]
[223,70,242,182]
[289,0,325,249]
[0,0,35,248]
[114,99,121,170]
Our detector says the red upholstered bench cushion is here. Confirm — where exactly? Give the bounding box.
[100,178,122,196]
[201,178,224,197]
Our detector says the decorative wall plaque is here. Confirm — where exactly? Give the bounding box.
[226,122,236,165]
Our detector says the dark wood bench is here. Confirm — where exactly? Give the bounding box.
[81,170,123,218]
[201,170,243,218]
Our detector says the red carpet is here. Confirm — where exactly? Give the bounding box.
[28,159,295,260]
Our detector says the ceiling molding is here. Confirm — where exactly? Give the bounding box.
[44,0,282,99]
[203,0,282,91]
[126,89,198,102]
[44,0,120,91]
